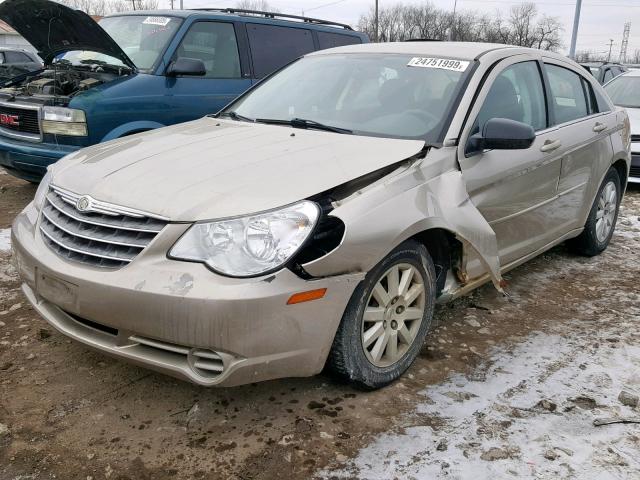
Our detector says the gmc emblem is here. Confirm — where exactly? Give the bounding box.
[0,113,20,127]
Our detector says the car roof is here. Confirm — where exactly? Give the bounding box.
[307,41,547,60]
[106,9,361,34]
[580,61,622,66]
[618,69,640,77]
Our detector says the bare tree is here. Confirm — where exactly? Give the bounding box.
[56,0,158,15]
[357,1,563,51]
[235,0,279,12]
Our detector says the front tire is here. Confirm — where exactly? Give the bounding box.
[568,167,621,256]
[327,240,436,390]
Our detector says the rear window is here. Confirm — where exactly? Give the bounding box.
[545,64,589,124]
[317,31,361,49]
[246,24,315,78]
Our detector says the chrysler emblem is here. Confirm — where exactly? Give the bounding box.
[76,196,91,212]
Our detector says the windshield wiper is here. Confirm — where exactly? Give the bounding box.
[255,117,352,134]
[216,111,255,122]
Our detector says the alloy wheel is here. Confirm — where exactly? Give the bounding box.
[361,263,426,367]
[595,180,617,243]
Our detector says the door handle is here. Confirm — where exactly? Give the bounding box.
[593,122,607,133]
[540,139,562,152]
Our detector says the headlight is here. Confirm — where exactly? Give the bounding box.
[42,107,87,136]
[33,169,52,210]
[169,201,320,277]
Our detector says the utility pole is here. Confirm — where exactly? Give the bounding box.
[569,0,582,59]
[374,0,379,42]
[619,22,631,63]
[449,0,458,41]
[607,39,614,62]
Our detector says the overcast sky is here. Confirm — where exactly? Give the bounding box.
[159,0,640,57]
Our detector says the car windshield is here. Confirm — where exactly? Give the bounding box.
[59,15,182,71]
[604,75,640,108]
[227,53,471,141]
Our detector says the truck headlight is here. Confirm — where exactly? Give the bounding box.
[42,107,87,136]
[169,201,320,277]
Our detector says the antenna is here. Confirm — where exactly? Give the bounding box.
[619,22,631,64]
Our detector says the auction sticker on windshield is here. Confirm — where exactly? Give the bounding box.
[407,57,469,72]
[143,16,172,26]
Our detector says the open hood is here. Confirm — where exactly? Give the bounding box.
[0,0,136,69]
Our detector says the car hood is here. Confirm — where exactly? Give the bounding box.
[52,118,426,221]
[624,106,640,135]
[0,0,135,69]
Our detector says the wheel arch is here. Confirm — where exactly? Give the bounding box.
[612,157,629,194]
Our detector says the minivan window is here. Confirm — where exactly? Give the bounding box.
[545,64,589,124]
[98,15,183,71]
[228,53,470,141]
[317,31,361,49]
[473,61,547,134]
[247,24,315,78]
[176,22,241,78]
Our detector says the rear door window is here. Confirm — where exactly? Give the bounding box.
[176,21,241,78]
[545,64,589,124]
[603,68,614,83]
[246,24,315,78]
[317,31,361,49]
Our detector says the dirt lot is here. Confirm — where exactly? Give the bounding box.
[1,168,639,480]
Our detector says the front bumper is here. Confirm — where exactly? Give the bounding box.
[11,203,363,386]
[0,134,80,182]
[630,152,640,184]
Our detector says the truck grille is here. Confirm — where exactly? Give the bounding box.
[0,103,40,137]
[39,186,168,268]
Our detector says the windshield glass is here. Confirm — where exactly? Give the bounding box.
[228,53,471,141]
[604,75,640,108]
[58,15,182,71]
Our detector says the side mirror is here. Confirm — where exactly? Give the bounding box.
[468,117,536,153]
[166,57,206,77]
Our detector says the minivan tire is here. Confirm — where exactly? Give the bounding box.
[327,240,436,390]
[568,167,621,256]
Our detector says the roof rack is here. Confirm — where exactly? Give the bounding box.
[192,8,354,30]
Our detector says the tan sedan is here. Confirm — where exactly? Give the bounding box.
[12,42,630,389]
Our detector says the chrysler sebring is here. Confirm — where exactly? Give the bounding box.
[12,42,630,389]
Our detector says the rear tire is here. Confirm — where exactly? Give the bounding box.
[568,167,621,256]
[327,240,436,390]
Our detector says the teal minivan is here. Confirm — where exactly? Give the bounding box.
[0,0,367,182]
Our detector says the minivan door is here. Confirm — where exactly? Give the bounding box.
[458,56,564,266]
[164,21,251,122]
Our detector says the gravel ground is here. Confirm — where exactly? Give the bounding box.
[0,169,638,480]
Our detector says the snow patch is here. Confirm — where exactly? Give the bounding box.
[324,324,640,480]
[0,229,11,253]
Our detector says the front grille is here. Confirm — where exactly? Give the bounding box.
[630,165,640,178]
[631,134,640,143]
[40,187,168,268]
[0,104,40,136]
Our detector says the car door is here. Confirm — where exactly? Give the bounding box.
[542,59,616,231]
[458,55,564,266]
[164,21,252,122]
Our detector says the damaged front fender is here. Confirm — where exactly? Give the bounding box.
[302,156,504,294]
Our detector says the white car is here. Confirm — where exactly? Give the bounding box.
[604,70,640,183]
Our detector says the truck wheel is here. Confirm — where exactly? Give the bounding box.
[327,240,436,390]
[568,167,621,256]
